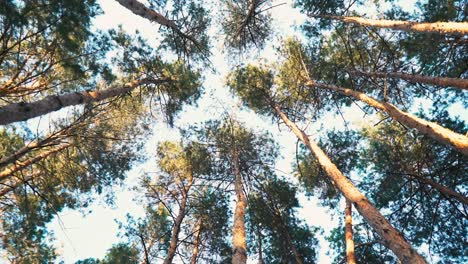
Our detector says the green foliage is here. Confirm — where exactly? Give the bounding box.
[74,243,139,264]
[358,111,468,261]
[248,176,320,263]
[227,65,274,115]
[159,0,211,63]
[221,0,273,52]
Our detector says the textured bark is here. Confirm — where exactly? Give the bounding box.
[345,200,356,264]
[272,104,427,264]
[0,143,71,182]
[190,219,202,264]
[232,147,247,264]
[0,78,164,125]
[164,175,194,264]
[354,71,468,90]
[307,81,468,156]
[310,14,468,35]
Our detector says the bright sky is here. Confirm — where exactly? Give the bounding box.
[40,0,444,263]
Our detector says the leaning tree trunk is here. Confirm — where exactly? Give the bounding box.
[115,0,200,46]
[0,78,168,125]
[232,147,248,264]
[164,176,194,264]
[310,14,468,35]
[353,70,468,90]
[190,218,203,264]
[272,104,427,264]
[306,81,468,156]
[0,143,71,182]
[345,200,357,264]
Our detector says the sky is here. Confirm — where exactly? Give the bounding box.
[27,0,456,263]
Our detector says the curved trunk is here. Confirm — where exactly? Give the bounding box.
[272,104,426,264]
[354,71,468,90]
[190,219,202,264]
[310,14,468,35]
[307,81,468,156]
[0,78,164,125]
[232,147,248,264]
[0,143,71,182]
[345,200,356,264]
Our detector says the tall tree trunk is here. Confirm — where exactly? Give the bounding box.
[257,226,264,264]
[306,81,468,156]
[0,143,71,182]
[190,219,203,264]
[271,103,427,264]
[0,78,168,125]
[310,14,468,35]
[353,70,468,90]
[345,200,356,264]
[115,0,200,47]
[164,177,194,264]
[232,147,248,264]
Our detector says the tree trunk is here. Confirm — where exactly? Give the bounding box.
[164,176,194,264]
[306,81,468,156]
[310,14,468,35]
[232,147,248,264]
[0,78,167,125]
[115,0,200,47]
[190,219,202,264]
[272,104,427,264]
[0,143,71,182]
[345,200,356,264]
[353,70,468,90]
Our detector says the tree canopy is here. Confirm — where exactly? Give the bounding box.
[0,0,466,263]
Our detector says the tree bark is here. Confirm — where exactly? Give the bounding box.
[353,70,468,90]
[0,143,71,182]
[190,218,202,264]
[164,175,194,264]
[310,14,468,35]
[232,147,248,264]
[0,78,167,125]
[345,200,356,264]
[272,104,427,264]
[306,81,468,156]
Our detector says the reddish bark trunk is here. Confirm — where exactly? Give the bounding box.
[307,81,468,156]
[272,104,426,264]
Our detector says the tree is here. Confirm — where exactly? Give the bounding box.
[185,117,281,264]
[248,175,319,263]
[228,64,427,263]
[221,0,273,52]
